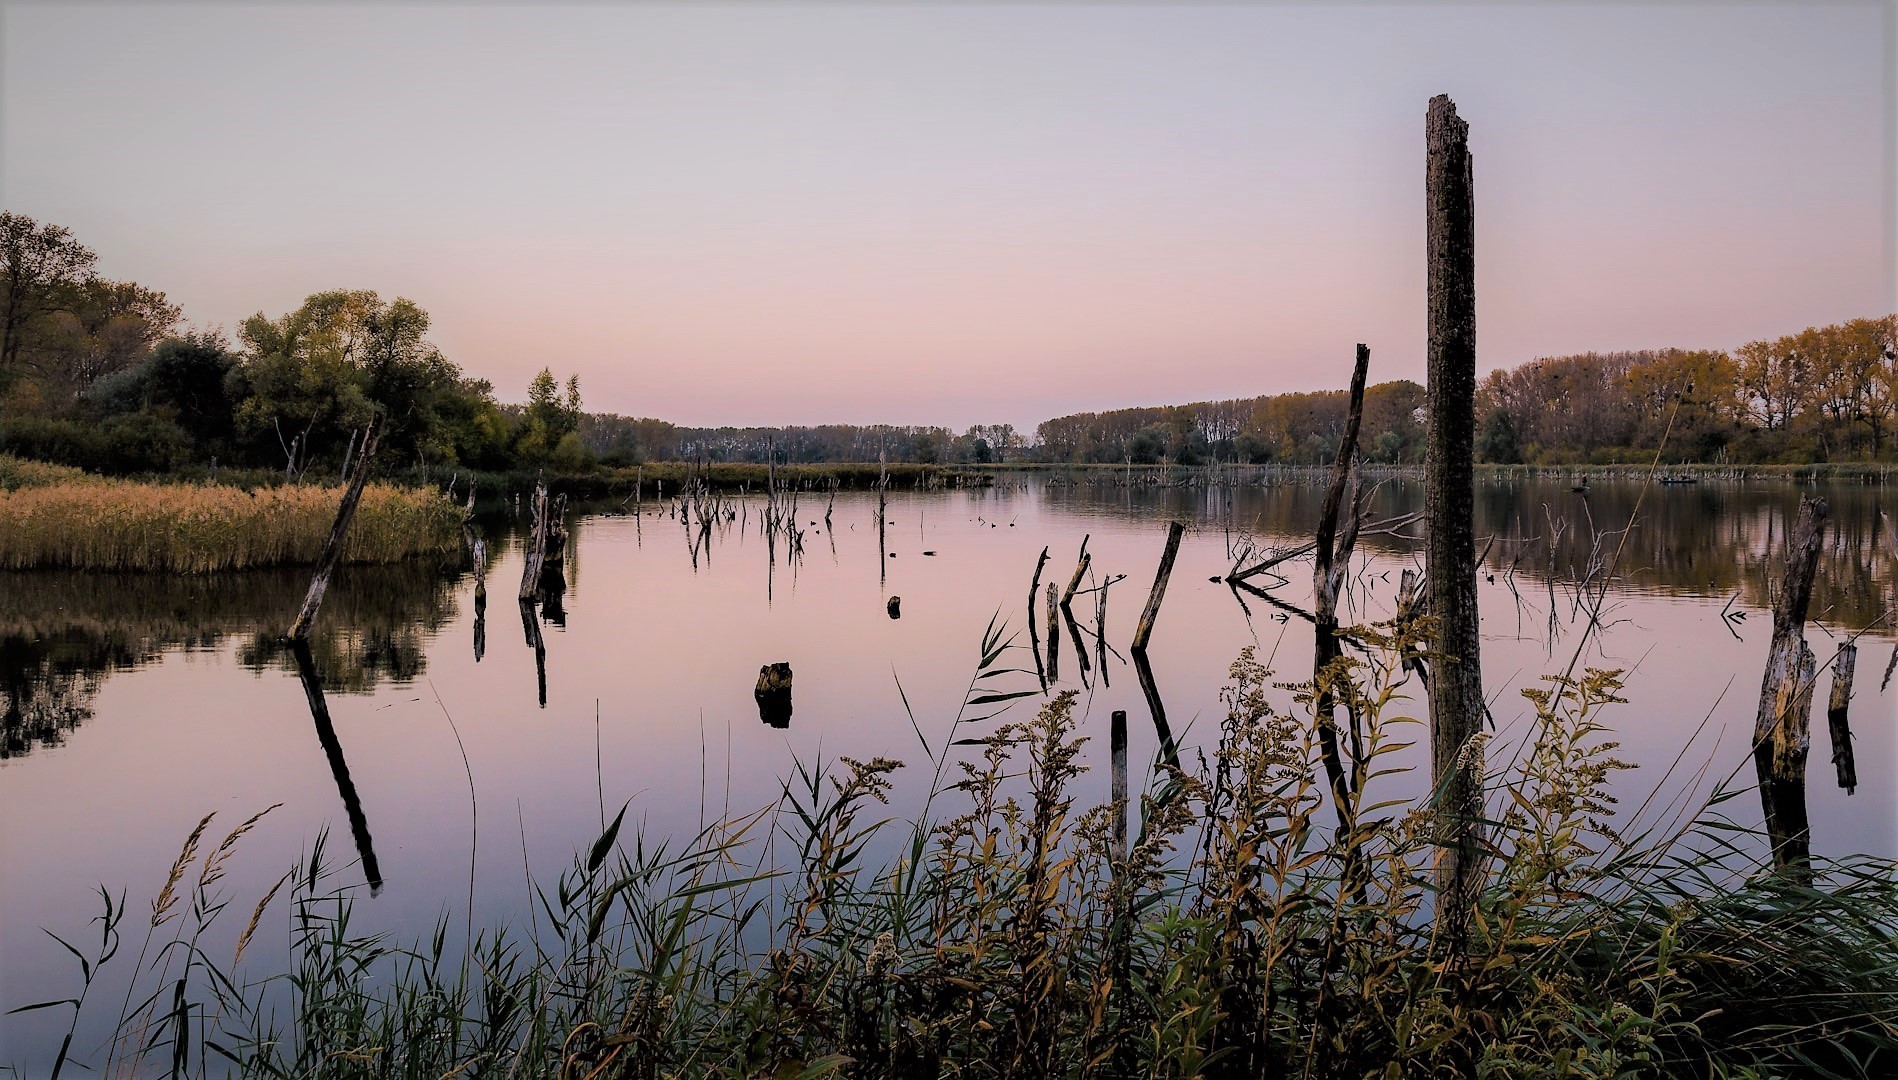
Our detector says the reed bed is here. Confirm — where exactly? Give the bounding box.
[18,622,1898,1079]
[0,480,463,572]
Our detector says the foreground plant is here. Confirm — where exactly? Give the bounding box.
[15,621,1898,1078]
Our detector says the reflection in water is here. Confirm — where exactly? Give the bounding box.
[1048,476,1896,633]
[520,600,548,709]
[0,564,459,757]
[291,640,383,894]
[1130,649,1180,769]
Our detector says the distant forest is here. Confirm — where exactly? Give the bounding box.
[3,212,1894,476]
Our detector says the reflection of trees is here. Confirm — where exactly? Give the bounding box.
[1043,478,1894,632]
[0,563,458,757]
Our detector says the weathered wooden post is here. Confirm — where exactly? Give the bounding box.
[1027,546,1051,688]
[1110,708,1129,865]
[1425,93,1486,944]
[1754,496,1827,875]
[1132,521,1186,653]
[289,412,382,642]
[1828,642,1858,794]
[1045,582,1060,682]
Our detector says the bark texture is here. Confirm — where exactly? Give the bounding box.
[1424,94,1485,941]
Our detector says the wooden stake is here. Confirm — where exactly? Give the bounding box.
[289,412,382,642]
[1132,521,1185,653]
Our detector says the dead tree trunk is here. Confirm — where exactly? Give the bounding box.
[1827,641,1857,794]
[289,413,382,642]
[1313,344,1371,843]
[519,479,551,602]
[1027,547,1050,688]
[1133,521,1186,653]
[1754,496,1827,875]
[1424,93,1485,945]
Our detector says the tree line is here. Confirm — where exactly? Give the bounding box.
[5,212,1893,476]
[1032,319,1898,467]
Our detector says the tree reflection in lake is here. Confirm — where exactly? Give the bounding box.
[0,562,459,757]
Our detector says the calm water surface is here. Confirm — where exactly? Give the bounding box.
[3,475,1894,1067]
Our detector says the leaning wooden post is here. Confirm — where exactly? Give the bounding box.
[289,412,382,642]
[1754,496,1827,875]
[1424,93,1485,945]
[1827,641,1857,795]
[1132,521,1186,653]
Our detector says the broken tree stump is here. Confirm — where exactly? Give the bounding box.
[1425,93,1485,947]
[1753,495,1827,876]
[755,662,793,729]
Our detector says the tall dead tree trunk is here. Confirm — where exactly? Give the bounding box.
[289,412,382,642]
[1754,496,1827,876]
[1314,344,1371,847]
[1424,94,1485,945]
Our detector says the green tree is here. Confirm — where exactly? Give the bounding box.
[1475,408,1521,464]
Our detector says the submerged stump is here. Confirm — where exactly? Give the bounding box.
[756,662,793,729]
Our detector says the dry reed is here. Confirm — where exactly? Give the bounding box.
[0,480,462,572]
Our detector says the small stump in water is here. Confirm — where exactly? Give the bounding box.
[755,662,793,729]
[887,596,901,619]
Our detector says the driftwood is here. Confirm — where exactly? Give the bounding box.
[291,640,382,893]
[1753,496,1827,876]
[289,412,382,642]
[1133,521,1186,653]
[1827,641,1857,795]
[1424,93,1485,946]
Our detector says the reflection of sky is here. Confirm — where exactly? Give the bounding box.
[3,482,1894,1067]
[4,5,1889,431]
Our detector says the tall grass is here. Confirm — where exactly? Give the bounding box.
[16,623,1898,1078]
[0,481,463,572]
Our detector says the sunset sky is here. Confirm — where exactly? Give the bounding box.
[3,2,1891,431]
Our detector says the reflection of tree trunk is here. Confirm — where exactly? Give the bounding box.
[290,640,383,894]
[520,600,547,709]
[472,589,486,663]
[1130,648,1179,770]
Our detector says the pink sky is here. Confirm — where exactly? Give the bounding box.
[3,3,1891,431]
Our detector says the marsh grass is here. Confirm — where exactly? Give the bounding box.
[0,480,462,572]
[16,622,1898,1078]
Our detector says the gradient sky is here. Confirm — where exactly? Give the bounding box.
[3,2,1892,431]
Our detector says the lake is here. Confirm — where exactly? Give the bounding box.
[2,472,1894,1068]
